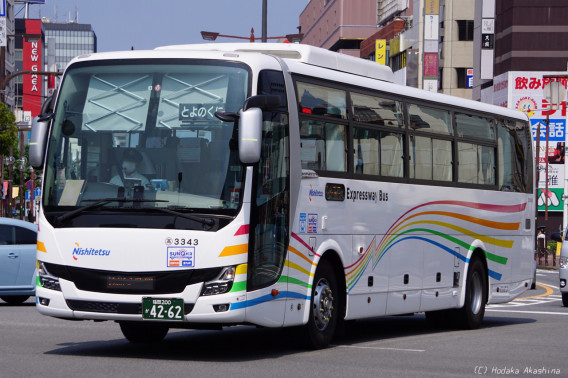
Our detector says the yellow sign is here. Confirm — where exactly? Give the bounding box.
[375,39,386,66]
[425,0,439,15]
[390,36,400,56]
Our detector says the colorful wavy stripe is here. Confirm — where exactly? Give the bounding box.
[229,234,315,311]
[345,201,526,293]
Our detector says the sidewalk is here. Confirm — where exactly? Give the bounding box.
[537,255,559,270]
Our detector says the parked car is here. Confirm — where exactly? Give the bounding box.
[551,231,568,307]
[0,218,38,305]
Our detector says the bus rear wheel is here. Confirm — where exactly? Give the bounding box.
[119,321,169,343]
[562,293,568,307]
[304,259,339,349]
[455,257,487,329]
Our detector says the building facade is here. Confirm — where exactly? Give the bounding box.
[1,0,17,109]
[299,0,381,57]
[42,20,97,73]
[299,0,475,99]
[14,19,96,118]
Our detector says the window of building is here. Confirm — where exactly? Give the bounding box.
[457,20,474,41]
[456,68,467,89]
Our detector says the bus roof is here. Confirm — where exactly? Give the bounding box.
[155,43,395,83]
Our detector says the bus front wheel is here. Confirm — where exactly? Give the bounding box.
[304,259,339,349]
[119,321,169,343]
[455,257,487,329]
[562,293,568,307]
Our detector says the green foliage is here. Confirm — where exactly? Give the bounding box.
[0,102,17,156]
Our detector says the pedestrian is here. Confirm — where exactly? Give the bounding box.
[537,228,546,266]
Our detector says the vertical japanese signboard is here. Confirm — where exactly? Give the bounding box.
[375,39,386,66]
[423,0,439,93]
[23,19,42,117]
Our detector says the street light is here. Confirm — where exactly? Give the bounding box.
[200,28,303,43]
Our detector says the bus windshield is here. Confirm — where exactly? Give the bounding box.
[42,60,250,222]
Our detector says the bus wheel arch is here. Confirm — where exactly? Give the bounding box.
[303,250,345,349]
[456,248,488,329]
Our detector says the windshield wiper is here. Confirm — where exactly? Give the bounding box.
[137,206,215,227]
[55,198,169,224]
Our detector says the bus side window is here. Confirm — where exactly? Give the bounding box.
[300,120,346,172]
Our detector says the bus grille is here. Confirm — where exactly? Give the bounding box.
[44,262,222,294]
[66,300,194,315]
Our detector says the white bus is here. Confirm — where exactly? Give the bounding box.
[31,43,534,348]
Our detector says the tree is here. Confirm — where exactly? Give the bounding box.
[0,102,17,155]
[0,102,17,217]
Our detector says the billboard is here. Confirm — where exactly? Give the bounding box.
[23,19,42,117]
[497,71,568,212]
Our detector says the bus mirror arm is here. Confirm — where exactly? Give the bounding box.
[215,110,238,122]
[215,95,281,122]
[243,95,281,111]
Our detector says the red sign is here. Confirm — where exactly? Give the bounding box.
[423,53,438,78]
[23,20,42,117]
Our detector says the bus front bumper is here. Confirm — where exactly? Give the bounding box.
[35,279,247,324]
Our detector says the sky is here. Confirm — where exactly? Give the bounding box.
[19,0,309,52]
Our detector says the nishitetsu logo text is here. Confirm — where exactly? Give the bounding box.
[72,243,111,260]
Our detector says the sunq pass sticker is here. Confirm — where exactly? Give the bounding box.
[167,246,195,267]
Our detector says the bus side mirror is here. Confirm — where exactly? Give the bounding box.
[29,114,53,170]
[238,107,263,165]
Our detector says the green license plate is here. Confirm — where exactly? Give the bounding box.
[142,297,184,321]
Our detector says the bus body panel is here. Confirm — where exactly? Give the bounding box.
[293,177,534,317]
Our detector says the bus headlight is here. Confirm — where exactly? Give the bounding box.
[560,256,568,269]
[37,260,61,292]
[200,266,236,296]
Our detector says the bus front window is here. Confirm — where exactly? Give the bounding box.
[42,60,250,227]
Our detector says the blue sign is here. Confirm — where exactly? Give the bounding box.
[466,69,473,89]
[531,119,566,142]
[25,190,31,201]
[0,0,5,17]
[34,187,41,198]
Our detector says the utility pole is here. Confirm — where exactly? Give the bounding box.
[262,0,267,43]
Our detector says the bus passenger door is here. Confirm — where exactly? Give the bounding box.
[245,112,290,327]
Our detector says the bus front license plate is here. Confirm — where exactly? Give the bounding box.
[142,298,184,321]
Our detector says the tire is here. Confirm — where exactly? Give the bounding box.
[562,293,568,307]
[455,257,487,329]
[0,296,30,305]
[119,321,169,343]
[303,259,339,349]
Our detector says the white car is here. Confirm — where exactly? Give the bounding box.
[0,218,37,305]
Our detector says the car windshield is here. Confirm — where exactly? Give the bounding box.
[42,60,250,217]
